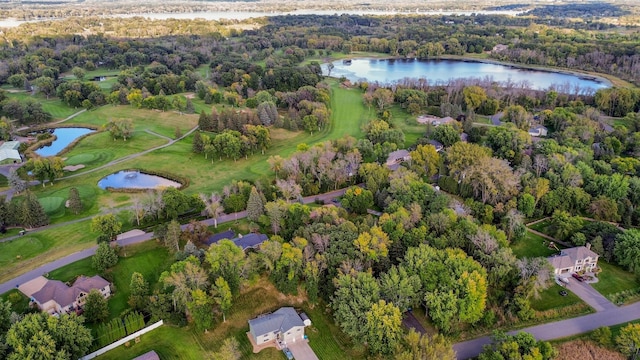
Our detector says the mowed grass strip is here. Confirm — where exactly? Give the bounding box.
[0,219,98,283]
[530,284,584,311]
[511,232,559,258]
[67,105,199,139]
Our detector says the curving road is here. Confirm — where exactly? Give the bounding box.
[454,300,640,359]
[0,187,347,295]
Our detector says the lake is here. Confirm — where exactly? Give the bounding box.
[35,128,95,157]
[98,170,181,190]
[323,58,610,92]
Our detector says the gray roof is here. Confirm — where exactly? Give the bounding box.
[31,275,109,308]
[132,351,160,360]
[548,246,598,270]
[233,233,268,250]
[428,139,444,150]
[249,307,305,338]
[0,141,20,162]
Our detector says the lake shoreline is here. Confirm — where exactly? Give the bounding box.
[325,54,617,89]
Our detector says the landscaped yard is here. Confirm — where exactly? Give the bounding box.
[49,241,172,320]
[511,232,560,259]
[97,325,208,359]
[530,284,584,312]
[592,261,639,298]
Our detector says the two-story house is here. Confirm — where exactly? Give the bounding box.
[20,275,111,315]
[548,244,599,276]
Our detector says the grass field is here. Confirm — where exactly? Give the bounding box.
[67,105,199,140]
[0,289,30,313]
[592,261,639,297]
[531,284,584,311]
[528,219,552,234]
[388,106,426,147]
[0,219,98,283]
[511,232,559,258]
[7,92,79,120]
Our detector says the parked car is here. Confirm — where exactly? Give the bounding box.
[572,273,584,282]
[283,348,294,360]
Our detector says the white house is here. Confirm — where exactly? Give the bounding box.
[0,141,21,164]
[248,307,310,345]
[548,245,599,276]
[528,125,548,137]
[20,275,111,315]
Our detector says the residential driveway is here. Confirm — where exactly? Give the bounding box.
[402,311,428,334]
[287,340,319,360]
[566,277,616,312]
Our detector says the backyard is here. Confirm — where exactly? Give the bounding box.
[511,231,560,259]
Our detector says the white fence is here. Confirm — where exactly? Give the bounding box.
[79,320,164,360]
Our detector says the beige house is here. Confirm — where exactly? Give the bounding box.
[248,307,311,345]
[20,275,111,315]
[417,115,456,126]
[548,245,599,276]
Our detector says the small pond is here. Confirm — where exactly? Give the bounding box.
[35,128,95,157]
[323,58,610,92]
[98,170,182,190]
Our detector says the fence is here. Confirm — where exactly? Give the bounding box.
[79,320,163,360]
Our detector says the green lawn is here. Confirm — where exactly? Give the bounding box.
[67,105,199,140]
[528,219,552,234]
[48,241,172,319]
[61,130,167,172]
[0,219,98,283]
[531,284,583,311]
[97,325,207,359]
[388,106,426,147]
[511,232,559,258]
[0,173,7,187]
[592,261,639,297]
[7,92,78,120]
[1,289,30,313]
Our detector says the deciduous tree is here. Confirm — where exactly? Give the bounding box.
[84,289,109,323]
[212,276,232,322]
[92,242,118,272]
[90,213,122,242]
[363,300,403,354]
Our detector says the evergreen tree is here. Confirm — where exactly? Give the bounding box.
[67,187,83,215]
[84,289,109,323]
[20,191,49,228]
[185,98,195,114]
[92,242,119,272]
[198,110,213,131]
[192,131,204,154]
[246,186,264,222]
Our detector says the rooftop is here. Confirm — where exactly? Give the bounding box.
[249,307,305,338]
[205,229,236,246]
[234,233,268,250]
[548,246,598,269]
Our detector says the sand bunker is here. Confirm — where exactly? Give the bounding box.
[63,164,85,172]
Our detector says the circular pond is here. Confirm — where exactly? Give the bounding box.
[35,128,95,157]
[98,170,181,190]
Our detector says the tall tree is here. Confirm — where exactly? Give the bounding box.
[363,300,403,354]
[246,187,265,222]
[160,256,209,314]
[395,329,456,360]
[84,289,109,323]
[212,337,241,360]
[616,323,640,357]
[379,266,422,312]
[410,144,440,178]
[206,240,246,296]
[92,242,118,272]
[201,192,224,228]
[128,272,149,310]
[67,187,83,215]
[188,289,214,332]
[165,220,182,252]
[479,331,556,360]
[20,190,49,228]
[90,213,122,242]
[332,271,380,339]
[614,229,640,275]
[5,313,92,360]
[212,276,232,322]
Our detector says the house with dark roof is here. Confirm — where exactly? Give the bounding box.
[248,307,310,345]
[428,139,444,152]
[548,244,599,276]
[205,229,236,246]
[233,233,268,250]
[28,275,111,315]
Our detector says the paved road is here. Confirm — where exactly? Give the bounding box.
[0,187,348,295]
[454,300,640,359]
[566,277,616,312]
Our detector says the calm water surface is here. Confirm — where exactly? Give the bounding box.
[324,58,609,91]
[98,170,181,190]
[35,128,95,157]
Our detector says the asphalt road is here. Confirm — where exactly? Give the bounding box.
[453,300,640,359]
[0,187,348,295]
